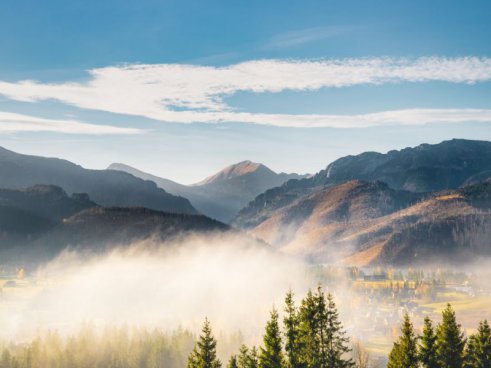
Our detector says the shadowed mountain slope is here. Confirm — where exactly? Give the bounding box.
[0,147,197,215]
[38,207,229,253]
[0,203,229,265]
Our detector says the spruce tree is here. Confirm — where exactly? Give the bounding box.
[465,320,491,368]
[436,304,466,368]
[387,342,401,368]
[238,345,250,368]
[297,286,353,368]
[259,308,284,368]
[249,347,259,368]
[419,316,438,368]
[228,355,239,368]
[188,318,222,368]
[323,292,354,368]
[316,287,329,368]
[238,345,259,368]
[298,289,320,368]
[284,290,301,368]
[387,314,418,368]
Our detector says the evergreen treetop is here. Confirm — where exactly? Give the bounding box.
[387,313,418,368]
[259,308,284,368]
[419,316,438,368]
[436,304,466,368]
[188,318,222,368]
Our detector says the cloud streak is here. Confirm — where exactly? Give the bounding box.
[0,112,143,134]
[0,57,491,128]
[267,26,354,48]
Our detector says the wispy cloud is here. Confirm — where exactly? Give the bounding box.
[0,112,143,134]
[267,26,354,48]
[0,57,490,128]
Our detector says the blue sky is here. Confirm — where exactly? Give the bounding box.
[0,0,490,183]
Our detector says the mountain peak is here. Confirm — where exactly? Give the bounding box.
[107,162,132,171]
[193,160,272,186]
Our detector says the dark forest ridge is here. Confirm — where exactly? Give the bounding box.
[0,185,229,265]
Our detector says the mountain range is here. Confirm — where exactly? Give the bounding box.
[234,139,491,266]
[0,147,196,215]
[108,161,305,222]
[1,139,491,267]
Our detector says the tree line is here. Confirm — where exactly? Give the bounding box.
[187,288,491,368]
[0,325,196,368]
[188,286,355,368]
[387,304,491,368]
[0,286,489,368]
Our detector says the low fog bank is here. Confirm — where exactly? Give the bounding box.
[0,233,314,343]
[1,230,490,363]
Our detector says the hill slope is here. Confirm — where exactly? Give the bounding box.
[0,185,95,221]
[0,185,96,247]
[0,147,197,214]
[108,161,304,222]
[37,207,229,255]
[243,180,491,266]
[0,189,229,264]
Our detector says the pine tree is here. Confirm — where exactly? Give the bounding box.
[249,347,259,368]
[387,314,418,368]
[188,318,222,368]
[297,286,354,368]
[436,304,466,368]
[238,345,250,368]
[298,289,320,368]
[316,287,329,368]
[259,308,284,368]
[386,342,402,368]
[228,355,239,368]
[238,345,259,368]
[419,316,438,368]
[323,292,354,368]
[284,290,301,368]
[465,320,491,368]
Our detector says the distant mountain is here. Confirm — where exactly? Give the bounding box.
[193,161,278,186]
[234,139,491,228]
[237,179,491,266]
[0,147,197,214]
[108,161,305,222]
[315,139,491,192]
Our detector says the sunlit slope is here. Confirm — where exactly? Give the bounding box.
[246,180,491,266]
